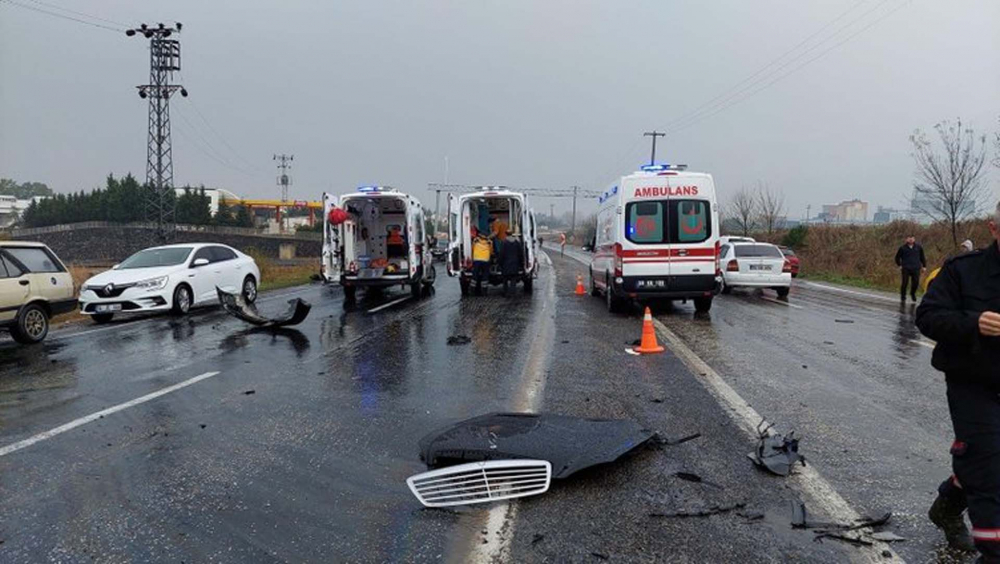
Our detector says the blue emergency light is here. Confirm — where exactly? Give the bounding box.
[357,185,381,192]
[641,164,669,172]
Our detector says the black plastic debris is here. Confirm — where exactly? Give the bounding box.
[217,287,311,328]
[447,335,472,346]
[749,422,805,476]
[674,471,724,489]
[652,432,702,447]
[418,412,656,479]
[834,319,855,324]
[791,501,895,545]
[650,501,746,518]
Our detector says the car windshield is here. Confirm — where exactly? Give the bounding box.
[782,248,796,256]
[734,244,783,258]
[118,247,193,269]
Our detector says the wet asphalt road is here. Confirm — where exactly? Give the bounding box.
[0,248,970,563]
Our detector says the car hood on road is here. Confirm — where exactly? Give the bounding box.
[84,265,184,287]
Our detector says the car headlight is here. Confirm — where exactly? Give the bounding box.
[135,276,169,291]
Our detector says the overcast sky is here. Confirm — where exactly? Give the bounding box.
[1,0,997,219]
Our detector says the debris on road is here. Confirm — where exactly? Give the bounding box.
[531,533,545,545]
[814,532,873,546]
[791,501,896,546]
[446,335,471,346]
[869,532,906,542]
[243,390,256,395]
[217,287,311,328]
[649,501,747,518]
[674,471,724,489]
[652,432,702,447]
[834,319,855,324]
[406,459,551,507]
[749,421,805,476]
[418,413,656,479]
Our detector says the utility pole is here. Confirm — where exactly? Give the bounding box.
[549,203,554,222]
[127,22,187,243]
[274,154,293,202]
[570,186,579,234]
[806,204,812,222]
[434,188,442,233]
[643,130,665,165]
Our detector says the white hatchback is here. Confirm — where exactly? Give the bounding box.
[79,243,260,323]
[720,242,792,298]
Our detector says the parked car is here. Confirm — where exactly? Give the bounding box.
[431,237,449,261]
[779,246,800,277]
[79,243,260,323]
[719,242,792,298]
[0,241,77,343]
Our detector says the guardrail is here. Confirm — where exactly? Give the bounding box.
[10,221,321,241]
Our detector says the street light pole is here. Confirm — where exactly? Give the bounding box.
[643,130,665,165]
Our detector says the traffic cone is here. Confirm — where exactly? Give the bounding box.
[633,307,664,354]
[574,274,586,296]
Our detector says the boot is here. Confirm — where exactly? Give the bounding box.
[929,478,976,552]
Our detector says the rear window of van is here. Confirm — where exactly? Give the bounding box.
[625,200,711,244]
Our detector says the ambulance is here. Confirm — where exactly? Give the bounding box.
[321,186,436,303]
[588,164,721,313]
[445,188,539,296]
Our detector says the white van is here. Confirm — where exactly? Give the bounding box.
[321,186,435,302]
[446,188,538,295]
[588,165,721,313]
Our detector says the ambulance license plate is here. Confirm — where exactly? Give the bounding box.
[636,280,666,289]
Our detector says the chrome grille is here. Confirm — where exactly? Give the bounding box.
[407,460,551,507]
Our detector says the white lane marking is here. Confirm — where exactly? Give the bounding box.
[799,281,901,304]
[470,251,555,564]
[556,248,900,561]
[650,319,902,563]
[0,371,221,458]
[760,296,804,309]
[367,295,412,313]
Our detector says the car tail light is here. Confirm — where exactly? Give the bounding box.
[726,259,739,272]
[782,260,792,273]
[613,243,623,277]
[714,241,721,276]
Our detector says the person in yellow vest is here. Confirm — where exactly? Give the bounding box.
[472,228,492,295]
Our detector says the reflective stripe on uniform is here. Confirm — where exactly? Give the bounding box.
[972,529,1000,541]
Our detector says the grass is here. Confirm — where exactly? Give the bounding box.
[797,270,924,297]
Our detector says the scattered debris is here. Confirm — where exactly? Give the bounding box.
[674,471,724,489]
[244,390,256,395]
[824,341,835,345]
[591,552,609,560]
[624,348,641,356]
[407,459,551,507]
[650,398,664,403]
[561,340,570,344]
[791,502,896,546]
[651,432,702,447]
[531,533,545,545]
[815,532,873,546]
[834,319,855,324]
[217,287,311,328]
[870,532,906,542]
[650,501,746,518]
[749,421,805,476]
[738,509,765,522]
[418,412,656,479]
[447,335,471,346]
[199,424,206,429]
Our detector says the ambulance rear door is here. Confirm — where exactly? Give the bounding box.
[621,180,672,291]
[321,192,342,283]
[521,195,535,274]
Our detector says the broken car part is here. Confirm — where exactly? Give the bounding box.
[418,412,656,479]
[406,459,551,507]
[217,287,311,328]
[749,421,806,476]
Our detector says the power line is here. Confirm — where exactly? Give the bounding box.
[658,0,905,136]
[0,0,124,31]
[21,0,127,27]
[173,108,265,179]
[659,0,911,137]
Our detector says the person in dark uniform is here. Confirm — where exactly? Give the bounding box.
[916,204,1000,560]
[896,235,927,302]
[499,236,524,296]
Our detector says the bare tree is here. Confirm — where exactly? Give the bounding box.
[724,185,758,236]
[910,118,988,245]
[755,181,786,236]
[993,116,1000,169]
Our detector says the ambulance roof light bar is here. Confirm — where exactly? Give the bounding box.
[640,164,687,172]
[357,185,396,193]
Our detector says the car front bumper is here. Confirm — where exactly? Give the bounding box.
[79,288,171,315]
[724,273,792,287]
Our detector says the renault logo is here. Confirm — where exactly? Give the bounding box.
[104,283,114,294]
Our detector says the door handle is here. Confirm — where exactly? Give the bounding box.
[19,280,29,286]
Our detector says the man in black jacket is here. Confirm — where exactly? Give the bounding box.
[916,204,1000,560]
[896,235,927,302]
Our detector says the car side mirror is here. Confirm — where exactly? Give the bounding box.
[192,258,210,267]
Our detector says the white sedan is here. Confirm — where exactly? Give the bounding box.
[79,243,260,323]
[719,242,792,298]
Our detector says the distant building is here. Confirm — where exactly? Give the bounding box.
[873,206,909,224]
[174,187,241,215]
[821,199,869,223]
[909,188,977,225]
[0,195,48,227]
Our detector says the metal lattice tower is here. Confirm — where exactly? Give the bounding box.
[274,154,293,202]
[127,23,187,242]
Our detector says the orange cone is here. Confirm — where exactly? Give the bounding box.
[574,274,586,296]
[633,307,664,354]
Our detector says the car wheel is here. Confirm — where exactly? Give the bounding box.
[92,313,115,324]
[242,275,258,303]
[12,303,49,344]
[460,278,470,296]
[776,287,790,299]
[694,296,713,313]
[590,269,600,297]
[721,280,732,295]
[523,276,533,293]
[411,282,422,299]
[606,276,623,313]
[171,284,192,316]
[343,285,357,304]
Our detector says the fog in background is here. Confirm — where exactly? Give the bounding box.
[1,0,998,219]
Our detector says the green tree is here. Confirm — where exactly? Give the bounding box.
[234,203,255,228]
[214,200,235,226]
[0,178,54,199]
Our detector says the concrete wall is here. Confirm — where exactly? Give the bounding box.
[10,222,322,264]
